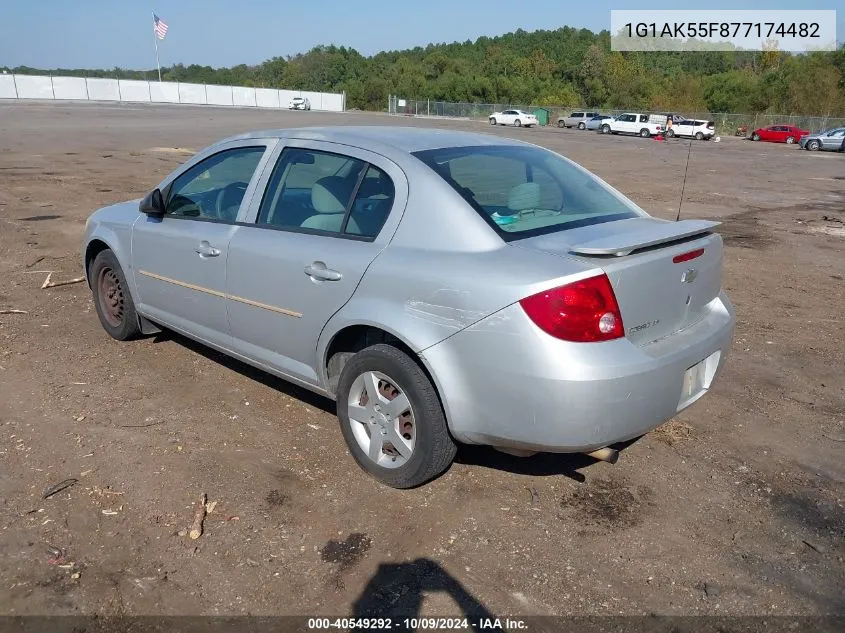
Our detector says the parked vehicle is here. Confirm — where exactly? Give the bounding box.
[798,127,845,151]
[585,115,614,131]
[750,125,809,144]
[666,119,716,140]
[82,127,734,488]
[489,109,538,127]
[289,97,311,111]
[557,111,600,129]
[601,113,667,137]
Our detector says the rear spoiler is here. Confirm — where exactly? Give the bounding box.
[568,219,720,257]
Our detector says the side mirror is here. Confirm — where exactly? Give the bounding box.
[140,189,165,216]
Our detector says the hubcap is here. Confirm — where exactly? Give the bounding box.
[97,267,124,328]
[347,371,415,469]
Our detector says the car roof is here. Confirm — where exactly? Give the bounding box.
[217,126,526,154]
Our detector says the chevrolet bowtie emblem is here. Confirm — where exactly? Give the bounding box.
[681,268,698,283]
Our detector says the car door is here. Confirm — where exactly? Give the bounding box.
[225,140,408,387]
[131,140,275,348]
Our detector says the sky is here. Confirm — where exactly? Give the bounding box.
[2,1,842,70]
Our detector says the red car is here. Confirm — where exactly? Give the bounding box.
[750,125,810,144]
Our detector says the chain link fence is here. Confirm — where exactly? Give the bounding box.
[388,96,845,135]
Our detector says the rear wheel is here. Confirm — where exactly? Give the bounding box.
[557,120,565,128]
[807,139,821,151]
[601,124,611,134]
[90,249,140,341]
[666,129,676,138]
[489,117,497,126]
[786,136,795,144]
[695,131,704,140]
[336,344,456,489]
[514,119,521,127]
[639,128,650,138]
[578,122,586,130]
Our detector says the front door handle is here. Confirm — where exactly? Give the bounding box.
[304,262,342,282]
[195,241,221,258]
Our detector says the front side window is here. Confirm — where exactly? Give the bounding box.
[413,145,638,241]
[166,146,265,222]
[257,148,394,238]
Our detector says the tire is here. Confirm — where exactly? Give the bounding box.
[489,117,496,126]
[752,133,760,141]
[639,128,650,138]
[578,122,586,130]
[557,120,565,128]
[807,140,821,151]
[336,344,457,489]
[695,132,704,140]
[514,119,521,127]
[89,249,141,341]
[601,124,611,134]
[666,129,676,138]
[786,136,795,144]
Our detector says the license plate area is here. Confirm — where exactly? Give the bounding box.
[677,350,721,410]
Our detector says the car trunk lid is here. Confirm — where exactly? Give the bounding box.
[513,217,724,345]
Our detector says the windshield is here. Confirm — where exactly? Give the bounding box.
[413,145,640,240]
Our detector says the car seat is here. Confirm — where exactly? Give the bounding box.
[301,176,360,233]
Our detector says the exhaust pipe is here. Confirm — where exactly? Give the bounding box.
[585,447,619,464]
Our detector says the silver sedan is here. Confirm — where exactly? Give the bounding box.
[82,127,735,488]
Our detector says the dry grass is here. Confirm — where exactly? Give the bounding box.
[652,419,695,445]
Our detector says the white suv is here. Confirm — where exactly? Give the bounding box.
[667,119,715,140]
[600,113,666,137]
[289,97,311,111]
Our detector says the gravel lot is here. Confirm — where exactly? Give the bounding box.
[0,101,843,618]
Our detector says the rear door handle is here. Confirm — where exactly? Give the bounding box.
[304,262,342,282]
[195,241,221,258]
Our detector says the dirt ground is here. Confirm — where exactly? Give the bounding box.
[0,101,843,619]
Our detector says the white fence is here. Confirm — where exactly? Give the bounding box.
[0,74,346,112]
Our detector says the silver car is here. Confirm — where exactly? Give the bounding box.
[82,127,735,488]
[798,127,845,151]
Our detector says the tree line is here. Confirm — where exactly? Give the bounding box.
[5,26,845,115]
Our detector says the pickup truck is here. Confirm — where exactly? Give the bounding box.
[600,113,666,138]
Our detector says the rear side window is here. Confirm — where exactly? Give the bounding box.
[413,145,638,241]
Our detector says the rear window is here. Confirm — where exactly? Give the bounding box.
[412,145,639,241]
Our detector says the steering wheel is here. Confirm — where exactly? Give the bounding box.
[215,182,249,221]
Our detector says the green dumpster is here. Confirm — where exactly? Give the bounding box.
[532,108,550,126]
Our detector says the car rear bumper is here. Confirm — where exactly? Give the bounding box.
[421,291,735,453]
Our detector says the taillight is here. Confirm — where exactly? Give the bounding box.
[519,274,624,342]
[673,248,704,263]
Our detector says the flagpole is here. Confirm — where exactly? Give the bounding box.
[152,11,162,82]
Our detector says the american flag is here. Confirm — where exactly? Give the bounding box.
[153,14,168,40]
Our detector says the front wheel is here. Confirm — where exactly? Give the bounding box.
[89,249,141,341]
[336,344,457,488]
[578,122,586,130]
[639,128,650,138]
[601,124,611,134]
[807,140,821,151]
[752,133,760,141]
[786,136,795,144]
[695,132,704,140]
[489,117,497,126]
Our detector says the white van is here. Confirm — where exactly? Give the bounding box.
[600,113,666,137]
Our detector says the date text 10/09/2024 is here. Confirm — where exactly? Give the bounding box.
[307,618,528,630]
[622,22,821,39]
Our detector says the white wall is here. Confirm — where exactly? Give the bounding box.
[14,75,54,99]
[232,86,256,107]
[0,74,19,99]
[51,76,88,100]
[149,81,180,103]
[255,88,280,109]
[2,74,345,112]
[86,78,121,101]
[206,84,233,106]
[119,80,151,102]
[178,82,207,105]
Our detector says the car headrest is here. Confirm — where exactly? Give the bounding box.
[508,182,541,211]
[357,174,394,199]
[311,176,351,214]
